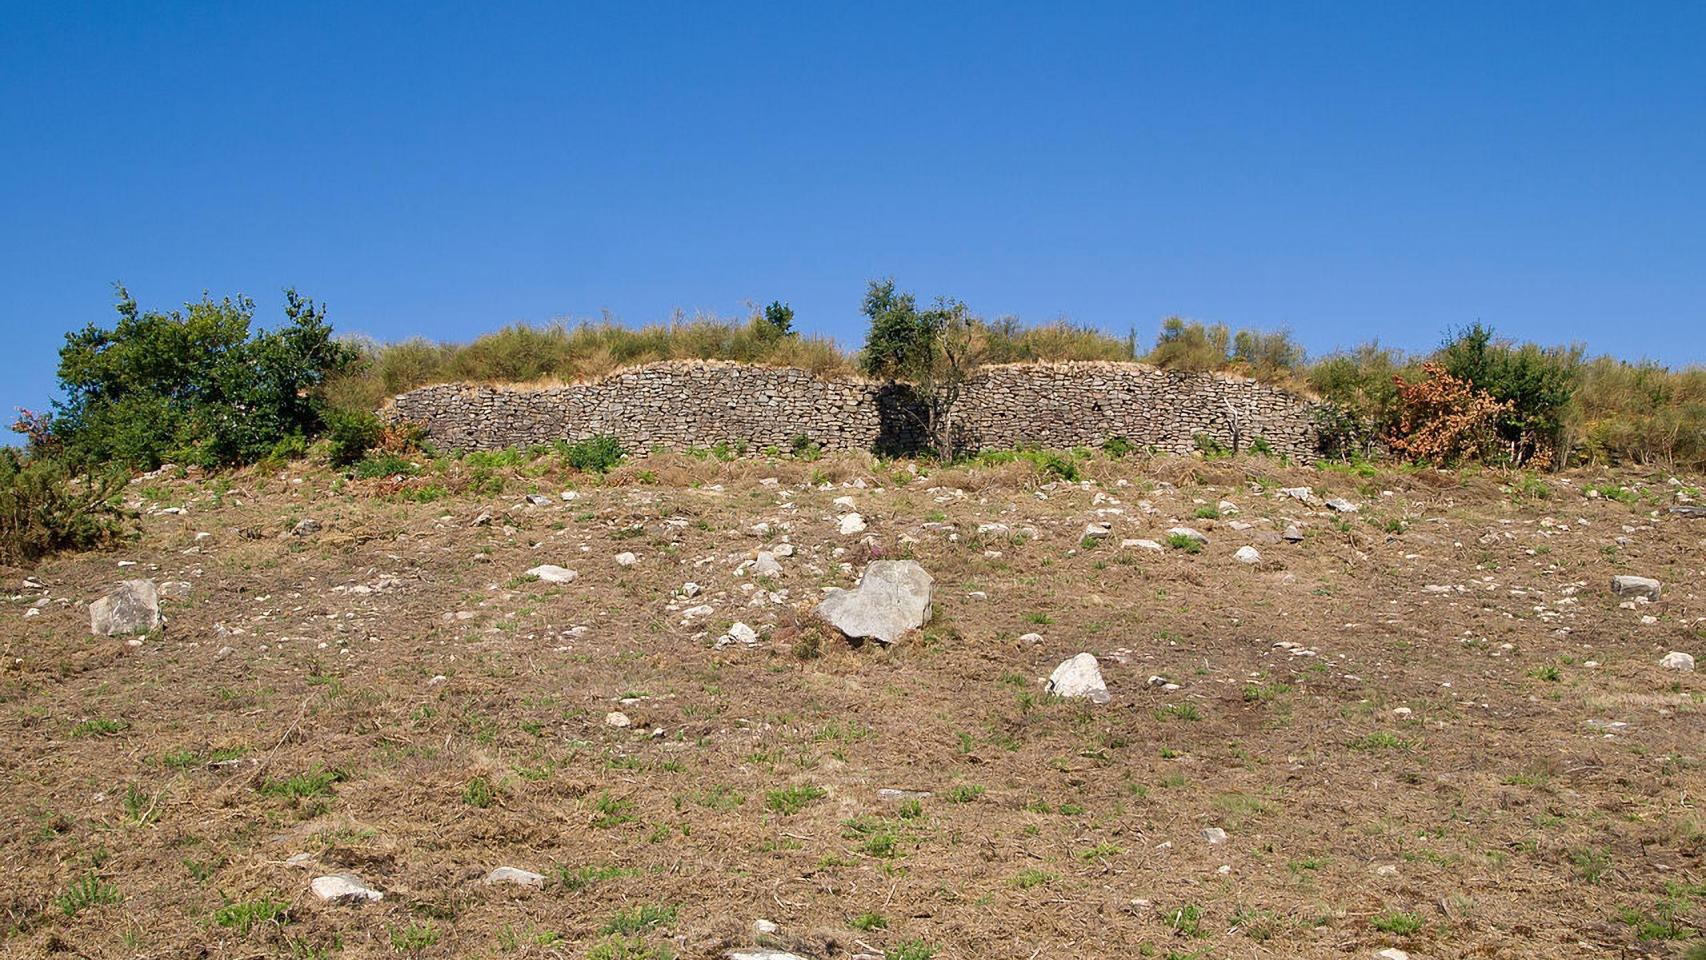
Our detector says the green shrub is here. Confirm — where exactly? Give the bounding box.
[325,408,384,466]
[47,287,356,469]
[559,436,624,473]
[0,450,130,565]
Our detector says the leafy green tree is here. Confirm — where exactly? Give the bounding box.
[51,286,357,469]
[859,279,934,378]
[761,300,795,338]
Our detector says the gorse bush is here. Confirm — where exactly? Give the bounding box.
[0,449,130,565]
[47,287,356,470]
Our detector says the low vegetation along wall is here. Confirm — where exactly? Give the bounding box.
[387,360,1321,461]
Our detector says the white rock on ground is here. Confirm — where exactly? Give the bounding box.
[753,918,779,935]
[727,951,812,960]
[1375,950,1410,960]
[1124,538,1164,552]
[1233,546,1261,565]
[1325,497,1359,513]
[752,552,783,577]
[1660,651,1695,671]
[614,552,638,567]
[1082,522,1111,541]
[1280,486,1323,507]
[1018,632,1045,644]
[605,711,631,727]
[719,622,759,647]
[291,517,321,536]
[526,565,578,584]
[483,866,546,889]
[1612,575,1661,599]
[1166,526,1208,544]
[813,560,932,644]
[1046,653,1110,704]
[311,873,383,903]
[1202,827,1228,844]
[837,513,867,535]
[89,580,160,636]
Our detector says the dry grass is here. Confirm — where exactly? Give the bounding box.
[2,449,1704,958]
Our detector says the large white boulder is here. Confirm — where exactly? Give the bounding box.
[1046,653,1110,704]
[813,560,933,644]
[89,580,160,636]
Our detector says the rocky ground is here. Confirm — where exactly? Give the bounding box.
[2,449,1704,960]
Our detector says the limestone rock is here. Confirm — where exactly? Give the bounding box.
[526,565,578,584]
[1325,497,1359,513]
[1166,526,1207,544]
[813,560,933,644]
[311,872,383,904]
[1046,653,1110,704]
[1202,827,1228,844]
[1660,651,1695,671]
[614,552,638,567]
[752,552,783,577]
[1233,546,1261,565]
[483,866,546,889]
[89,580,160,636]
[837,513,867,535]
[1612,575,1661,599]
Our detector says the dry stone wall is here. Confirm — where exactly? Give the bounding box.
[388,360,1320,461]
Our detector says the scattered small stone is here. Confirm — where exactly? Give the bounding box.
[1660,651,1695,671]
[1375,949,1409,960]
[89,580,160,636]
[560,489,580,501]
[718,622,760,648]
[681,582,702,597]
[753,918,780,935]
[524,494,552,506]
[1280,486,1323,507]
[605,712,632,728]
[290,518,321,537]
[876,788,932,801]
[1325,497,1359,513]
[1611,575,1661,600]
[614,552,638,567]
[311,873,383,903]
[1166,526,1207,544]
[727,951,811,960]
[1233,545,1261,565]
[1046,653,1110,704]
[526,565,578,584]
[285,852,314,868]
[1082,522,1111,541]
[1202,827,1228,844]
[159,581,191,601]
[483,866,546,889]
[1124,538,1164,552]
[752,552,783,577]
[837,513,867,535]
[1018,632,1045,644]
[1282,525,1304,542]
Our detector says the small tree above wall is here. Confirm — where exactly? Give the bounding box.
[857,279,985,459]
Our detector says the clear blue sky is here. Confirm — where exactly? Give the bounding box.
[4,1,1703,430]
